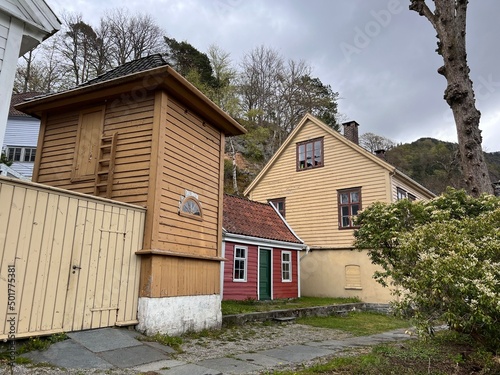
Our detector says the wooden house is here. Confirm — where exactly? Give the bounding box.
[222,195,305,301]
[16,55,246,335]
[0,0,60,148]
[244,114,435,303]
[1,92,41,179]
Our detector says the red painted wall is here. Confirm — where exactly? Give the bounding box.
[223,241,299,300]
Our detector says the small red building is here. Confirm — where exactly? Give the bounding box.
[222,195,305,301]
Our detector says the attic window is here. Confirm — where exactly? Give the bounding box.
[297,138,323,171]
[179,196,202,220]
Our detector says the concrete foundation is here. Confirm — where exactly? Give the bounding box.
[137,294,222,336]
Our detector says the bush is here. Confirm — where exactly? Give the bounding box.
[354,188,500,351]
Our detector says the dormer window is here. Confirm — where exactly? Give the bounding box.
[296,138,323,171]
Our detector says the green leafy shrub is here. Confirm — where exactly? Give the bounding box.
[354,188,500,351]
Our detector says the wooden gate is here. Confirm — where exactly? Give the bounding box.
[0,177,146,339]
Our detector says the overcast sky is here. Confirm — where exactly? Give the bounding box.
[47,0,499,152]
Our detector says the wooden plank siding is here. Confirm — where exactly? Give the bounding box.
[154,98,222,258]
[248,119,390,248]
[0,176,146,339]
[272,249,299,299]
[222,242,259,301]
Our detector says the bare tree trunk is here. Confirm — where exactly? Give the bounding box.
[410,0,493,196]
[230,138,239,194]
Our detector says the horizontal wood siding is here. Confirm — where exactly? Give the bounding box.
[272,249,299,299]
[0,177,146,339]
[249,120,390,248]
[222,242,258,301]
[155,98,222,258]
[4,117,40,147]
[34,95,154,206]
[391,175,433,202]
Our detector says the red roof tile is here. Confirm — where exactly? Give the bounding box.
[9,92,44,117]
[223,195,303,244]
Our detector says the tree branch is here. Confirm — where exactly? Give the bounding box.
[409,0,438,30]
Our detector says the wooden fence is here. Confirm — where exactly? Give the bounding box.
[0,176,146,339]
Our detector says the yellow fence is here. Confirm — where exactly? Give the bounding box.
[0,176,146,339]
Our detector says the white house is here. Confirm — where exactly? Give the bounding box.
[0,0,60,148]
[1,92,40,179]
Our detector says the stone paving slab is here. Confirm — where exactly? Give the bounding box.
[98,344,170,368]
[142,340,177,354]
[260,344,334,363]
[21,340,113,369]
[67,328,141,352]
[158,363,223,375]
[132,359,186,372]
[235,352,289,368]
[196,357,262,374]
[305,339,351,349]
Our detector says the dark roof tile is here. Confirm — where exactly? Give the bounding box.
[223,195,303,244]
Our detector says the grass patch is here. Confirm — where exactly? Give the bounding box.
[138,333,183,352]
[221,296,360,315]
[268,330,500,374]
[297,311,411,336]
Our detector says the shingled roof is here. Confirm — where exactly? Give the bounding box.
[9,92,44,117]
[223,195,303,245]
[80,54,167,87]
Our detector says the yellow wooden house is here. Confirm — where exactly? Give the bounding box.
[244,114,434,303]
[17,55,246,335]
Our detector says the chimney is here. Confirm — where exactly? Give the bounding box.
[343,121,359,145]
[374,149,386,160]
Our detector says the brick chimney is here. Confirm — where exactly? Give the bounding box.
[342,121,359,145]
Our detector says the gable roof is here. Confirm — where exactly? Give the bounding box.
[223,194,303,245]
[244,113,435,198]
[9,92,43,117]
[15,55,246,137]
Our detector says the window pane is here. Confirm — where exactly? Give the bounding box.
[282,253,290,262]
[314,140,322,165]
[13,148,22,161]
[351,204,359,216]
[350,191,359,203]
[342,216,350,227]
[340,193,348,204]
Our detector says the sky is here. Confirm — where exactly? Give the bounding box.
[47,0,499,152]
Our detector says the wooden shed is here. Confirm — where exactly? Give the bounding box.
[17,55,246,335]
[222,195,305,301]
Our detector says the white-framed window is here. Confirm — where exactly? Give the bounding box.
[6,147,36,162]
[281,251,292,282]
[233,246,247,282]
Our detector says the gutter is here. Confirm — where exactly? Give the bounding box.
[223,232,306,251]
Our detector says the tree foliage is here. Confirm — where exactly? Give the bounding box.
[359,132,395,153]
[354,189,500,350]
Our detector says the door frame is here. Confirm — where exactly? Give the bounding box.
[257,247,273,300]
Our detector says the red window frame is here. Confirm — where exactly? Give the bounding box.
[296,138,324,171]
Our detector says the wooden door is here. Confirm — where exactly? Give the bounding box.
[259,249,272,300]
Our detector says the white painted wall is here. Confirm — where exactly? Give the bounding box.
[137,295,222,336]
[4,116,39,147]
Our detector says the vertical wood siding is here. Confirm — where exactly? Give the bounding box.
[249,119,390,248]
[222,242,258,301]
[0,177,145,339]
[272,249,299,299]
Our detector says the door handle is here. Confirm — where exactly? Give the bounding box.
[72,265,82,273]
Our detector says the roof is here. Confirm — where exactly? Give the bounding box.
[80,54,167,86]
[244,113,435,198]
[15,56,246,137]
[9,92,43,117]
[223,195,303,245]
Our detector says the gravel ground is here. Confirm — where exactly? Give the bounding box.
[0,321,353,375]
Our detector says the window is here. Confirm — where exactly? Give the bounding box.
[338,188,361,229]
[179,196,203,220]
[397,187,417,201]
[72,107,105,180]
[281,251,292,282]
[6,147,36,162]
[297,138,323,171]
[269,198,286,218]
[233,246,247,281]
[345,265,362,289]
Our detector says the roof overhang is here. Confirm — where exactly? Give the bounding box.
[16,65,246,136]
[222,231,306,251]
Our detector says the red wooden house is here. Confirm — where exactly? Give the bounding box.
[222,195,305,301]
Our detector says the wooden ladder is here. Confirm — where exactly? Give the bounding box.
[94,133,118,198]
